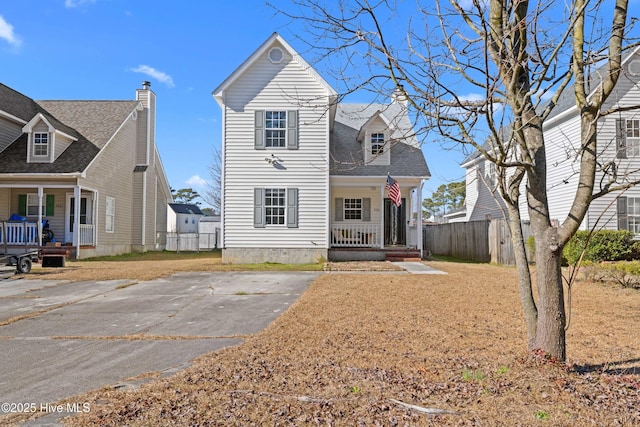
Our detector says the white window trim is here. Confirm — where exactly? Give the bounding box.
[33,132,50,157]
[264,188,287,226]
[264,111,287,148]
[343,198,363,221]
[371,133,385,155]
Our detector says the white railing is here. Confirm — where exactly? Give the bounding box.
[78,224,95,246]
[0,222,40,246]
[331,224,380,248]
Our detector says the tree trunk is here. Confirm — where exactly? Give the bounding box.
[522,116,568,361]
[531,229,566,361]
[506,204,538,344]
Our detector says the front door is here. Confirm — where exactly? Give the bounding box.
[65,194,91,243]
[384,198,406,246]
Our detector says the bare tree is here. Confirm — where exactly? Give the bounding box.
[204,146,222,214]
[278,0,639,361]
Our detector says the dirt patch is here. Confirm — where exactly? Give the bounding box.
[4,260,639,426]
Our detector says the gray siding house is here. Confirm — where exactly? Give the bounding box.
[0,82,172,258]
[213,33,430,263]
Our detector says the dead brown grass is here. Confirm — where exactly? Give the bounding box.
[6,259,640,426]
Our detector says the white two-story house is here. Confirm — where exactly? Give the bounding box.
[213,33,430,264]
[459,46,640,234]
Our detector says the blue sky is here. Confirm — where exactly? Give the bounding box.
[0,0,470,206]
[3,1,636,207]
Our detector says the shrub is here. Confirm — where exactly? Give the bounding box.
[598,261,640,289]
[564,230,635,265]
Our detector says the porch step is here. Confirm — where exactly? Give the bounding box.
[385,250,421,262]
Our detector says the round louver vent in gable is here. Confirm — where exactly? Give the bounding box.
[268,47,284,64]
[628,59,640,76]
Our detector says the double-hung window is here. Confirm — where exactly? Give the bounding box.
[265,111,287,148]
[626,120,640,157]
[33,132,49,156]
[626,197,640,234]
[371,133,385,155]
[344,198,362,220]
[27,194,46,216]
[254,187,298,228]
[264,188,286,225]
[254,110,298,150]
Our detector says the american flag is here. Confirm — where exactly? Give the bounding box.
[386,175,402,207]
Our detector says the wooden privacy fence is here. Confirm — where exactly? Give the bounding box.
[423,219,532,265]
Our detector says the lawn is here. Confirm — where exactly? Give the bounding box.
[7,256,640,425]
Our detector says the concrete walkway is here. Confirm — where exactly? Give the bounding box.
[393,262,448,274]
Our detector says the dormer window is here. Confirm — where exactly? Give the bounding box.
[371,133,385,155]
[33,132,49,156]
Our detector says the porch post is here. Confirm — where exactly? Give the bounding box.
[74,185,80,259]
[37,186,44,247]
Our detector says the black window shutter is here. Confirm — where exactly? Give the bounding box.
[18,194,27,216]
[616,119,627,159]
[618,196,628,231]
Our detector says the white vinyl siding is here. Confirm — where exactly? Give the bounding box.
[223,42,329,249]
[465,158,505,221]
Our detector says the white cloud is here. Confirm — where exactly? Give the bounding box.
[65,0,97,8]
[186,175,208,188]
[0,15,21,47]
[130,65,175,88]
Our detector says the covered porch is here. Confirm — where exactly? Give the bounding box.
[0,183,97,258]
[328,175,424,260]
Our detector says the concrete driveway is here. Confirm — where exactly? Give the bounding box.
[0,271,318,423]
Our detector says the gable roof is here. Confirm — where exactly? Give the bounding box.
[169,203,205,215]
[0,83,139,174]
[545,45,640,123]
[330,103,430,177]
[36,100,138,149]
[212,32,338,104]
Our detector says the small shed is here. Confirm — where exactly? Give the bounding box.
[167,203,204,233]
[199,215,221,249]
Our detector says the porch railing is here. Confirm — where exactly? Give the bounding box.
[0,222,40,246]
[78,224,95,246]
[331,224,380,248]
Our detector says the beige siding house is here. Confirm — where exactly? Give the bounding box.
[213,33,430,263]
[0,82,172,258]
